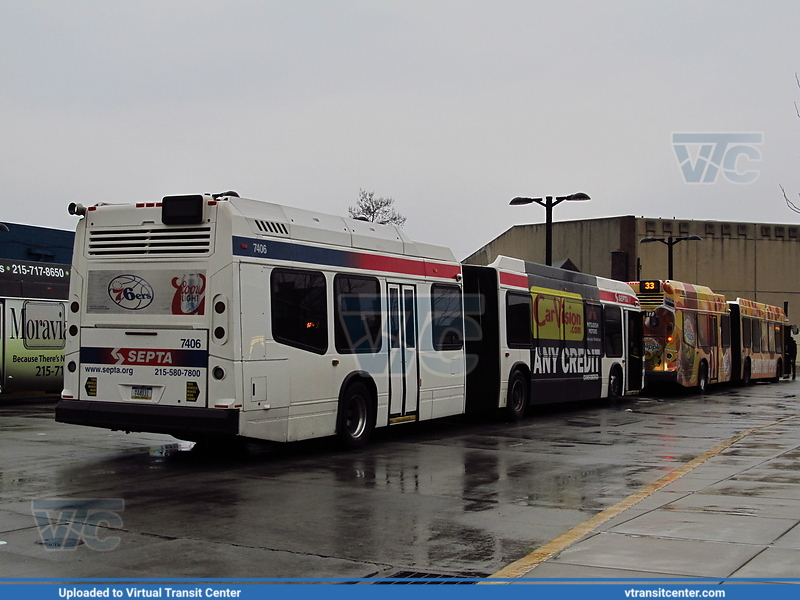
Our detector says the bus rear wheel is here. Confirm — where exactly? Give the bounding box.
[608,366,623,401]
[774,359,783,383]
[336,381,375,450]
[504,370,529,422]
[742,359,752,386]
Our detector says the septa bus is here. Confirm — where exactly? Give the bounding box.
[630,280,787,391]
[56,193,643,448]
[464,258,643,420]
[0,258,69,393]
[728,297,786,384]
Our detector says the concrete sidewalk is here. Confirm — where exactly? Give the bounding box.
[515,410,800,581]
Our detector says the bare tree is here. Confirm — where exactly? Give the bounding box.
[783,73,800,214]
[348,189,407,227]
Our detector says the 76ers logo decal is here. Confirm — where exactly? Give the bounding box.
[108,275,155,310]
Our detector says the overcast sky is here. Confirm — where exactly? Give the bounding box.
[3,0,800,259]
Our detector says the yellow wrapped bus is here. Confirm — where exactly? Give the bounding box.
[630,280,786,391]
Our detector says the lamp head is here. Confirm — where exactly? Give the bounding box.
[564,192,591,201]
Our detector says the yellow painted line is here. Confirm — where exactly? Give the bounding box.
[487,413,800,580]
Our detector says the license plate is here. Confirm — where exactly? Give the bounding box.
[131,386,153,400]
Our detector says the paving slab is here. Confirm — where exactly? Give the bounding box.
[773,523,800,550]
[729,547,800,581]
[606,509,797,545]
[522,561,714,580]
[545,531,765,578]
[666,492,800,520]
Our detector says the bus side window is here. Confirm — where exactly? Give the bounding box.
[506,291,533,349]
[697,313,710,350]
[775,324,782,355]
[764,321,772,354]
[271,268,328,354]
[604,305,623,358]
[334,274,382,354]
[752,319,762,353]
[389,288,400,349]
[721,314,731,348]
[22,301,67,350]
[431,284,464,351]
[585,303,603,354]
[683,312,697,348]
[742,317,752,349]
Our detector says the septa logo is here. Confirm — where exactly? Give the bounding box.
[108,275,154,310]
[112,347,174,365]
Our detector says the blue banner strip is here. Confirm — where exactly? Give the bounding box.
[2,580,800,600]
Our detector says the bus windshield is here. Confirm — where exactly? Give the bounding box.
[643,307,675,370]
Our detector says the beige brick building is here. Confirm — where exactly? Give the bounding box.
[464,216,800,320]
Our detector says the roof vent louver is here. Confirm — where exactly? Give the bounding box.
[254,220,289,236]
[88,226,212,256]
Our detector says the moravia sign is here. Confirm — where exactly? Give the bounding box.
[6,301,66,350]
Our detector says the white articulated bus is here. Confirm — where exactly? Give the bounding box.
[57,193,467,448]
[56,193,644,448]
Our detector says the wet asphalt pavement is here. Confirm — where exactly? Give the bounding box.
[0,381,798,580]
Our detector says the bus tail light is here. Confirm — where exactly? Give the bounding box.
[211,294,229,346]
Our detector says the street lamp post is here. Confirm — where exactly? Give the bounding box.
[639,235,702,280]
[510,192,591,266]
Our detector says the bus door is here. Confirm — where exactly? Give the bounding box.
[708,315,719,381]
[388,284,418,422]
[626,310,644,391]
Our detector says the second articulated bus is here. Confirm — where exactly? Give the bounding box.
[630,280,786,391]
[56,193,644,448]
[728,297,785,385]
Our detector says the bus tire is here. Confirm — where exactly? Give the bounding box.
[608,365,623,401]
[505,370,529,422]
[336,381,375,450]
[774,359,783,383]
[698,361,709,394]
[742,358,752,386]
